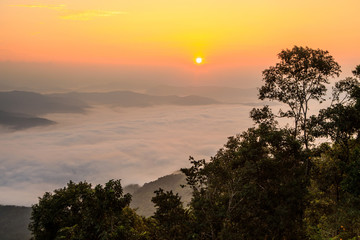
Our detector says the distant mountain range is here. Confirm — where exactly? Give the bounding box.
[0,90,87,130]
[0,172,191,239]
[0,91,88,116]
[48,91,219,107]
[0,110,55,130]
[145,85,259,104]
[0,90,220,130]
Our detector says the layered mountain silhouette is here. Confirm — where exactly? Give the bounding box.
[0,91,88,115]
[0,91,87,130]
[145,85,259,104]
[49,91,219,107]
[0,90,219,130]
[0,111,55,130]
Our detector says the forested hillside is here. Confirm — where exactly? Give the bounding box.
[0,205,31,240]
[126,171,191,217]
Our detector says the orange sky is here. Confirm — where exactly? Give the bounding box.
[1,0,360,73]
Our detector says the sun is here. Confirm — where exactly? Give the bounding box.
[195,57,203,64]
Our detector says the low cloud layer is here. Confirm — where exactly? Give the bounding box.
[0,104,254,206]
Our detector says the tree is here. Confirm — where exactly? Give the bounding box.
[29,180,149,240]
[259,46,341,150]
[353,64,360,78]
[29,181,93,240]
[151,188,191,240]
[305,143,360,240]
[310,72,360,147]
[182,124,307,239]
[305,65,360,239]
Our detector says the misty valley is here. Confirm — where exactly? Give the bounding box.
[0,87,258,239]
[0,87,257,206]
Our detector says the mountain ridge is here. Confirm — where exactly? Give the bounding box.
[48,91,220,107]
[0,110,55,130]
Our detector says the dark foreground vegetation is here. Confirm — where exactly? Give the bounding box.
[0,206,31,240]
[29,46,360,239]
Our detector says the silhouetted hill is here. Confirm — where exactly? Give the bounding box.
[0,91,88,115]
[49,91,219,107]
[124,184,141,195]
[0,110,55,130]
[0,90,219,131]
[0,205,31,240]
[0,90,218,116]
[125,171,192,217]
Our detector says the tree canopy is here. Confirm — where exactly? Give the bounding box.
[29,180,150,240]
[259,46,341,149]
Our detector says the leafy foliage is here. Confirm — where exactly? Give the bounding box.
[182,124,307,239]
[258,46,341,149]
[29,180,150,240]
[151,188,191,240]
[304,66,360,240]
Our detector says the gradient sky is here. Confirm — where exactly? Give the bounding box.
[1,0,360,75]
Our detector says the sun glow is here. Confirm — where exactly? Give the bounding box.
[195,57,203,64]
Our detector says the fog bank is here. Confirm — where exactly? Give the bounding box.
[0,104,254,206]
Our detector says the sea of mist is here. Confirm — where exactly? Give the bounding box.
[0,104,255,206]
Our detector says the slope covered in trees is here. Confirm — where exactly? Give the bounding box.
[126,172,191,217]
[0,205,31,240]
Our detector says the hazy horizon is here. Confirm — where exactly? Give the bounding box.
[0,59,358,94]
[0,61,266,94]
